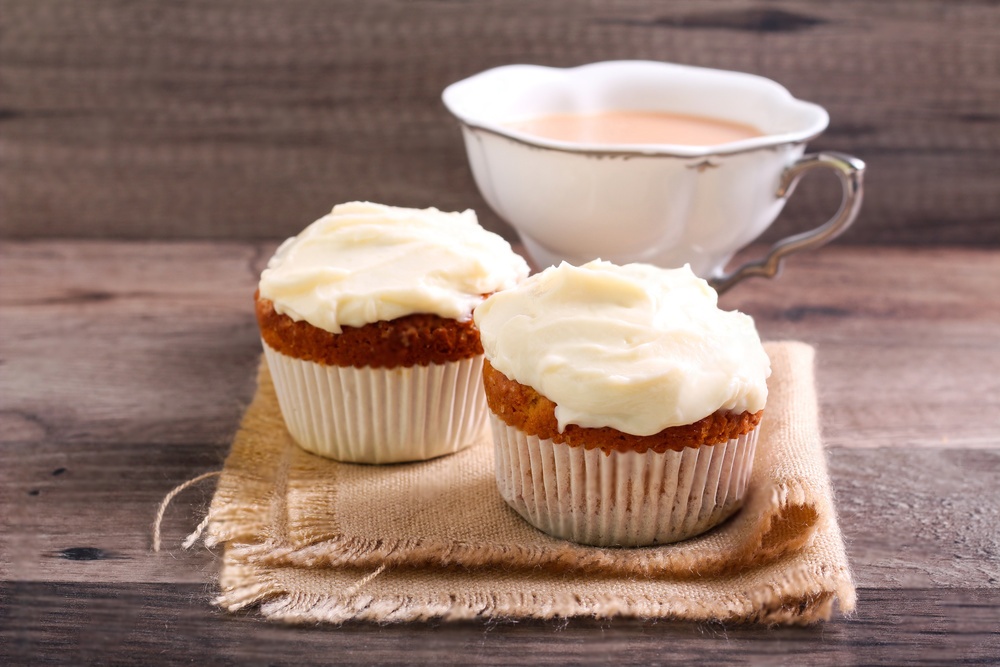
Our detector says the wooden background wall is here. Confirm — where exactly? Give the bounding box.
[1,0,998,245]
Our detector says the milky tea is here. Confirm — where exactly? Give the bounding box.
[504,110,763,147]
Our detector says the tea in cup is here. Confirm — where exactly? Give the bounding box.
[442,61,865,293]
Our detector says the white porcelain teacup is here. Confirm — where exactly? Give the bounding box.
[442,61,865,293]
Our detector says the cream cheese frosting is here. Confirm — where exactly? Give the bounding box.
[258,202,530,333]
[474,260,770,435]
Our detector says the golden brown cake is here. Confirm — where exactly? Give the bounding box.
[255,291,484,368]
[482,359,762,454]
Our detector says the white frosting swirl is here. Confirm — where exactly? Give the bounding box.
[474,261,770,435]
[259,202,530,333]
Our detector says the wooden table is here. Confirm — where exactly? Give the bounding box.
[2,241,998,664]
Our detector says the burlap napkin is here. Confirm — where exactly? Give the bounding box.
[204,341,854,625]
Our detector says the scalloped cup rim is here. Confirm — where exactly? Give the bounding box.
[442,60,829,158]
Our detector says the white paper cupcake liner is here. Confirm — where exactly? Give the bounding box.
[263,342,488,464]
[491,414,759,546]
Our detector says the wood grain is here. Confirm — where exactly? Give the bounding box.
[1,240,998,662]
[2,583,998,665]
[1,1,999,244]
[4,242,996,450]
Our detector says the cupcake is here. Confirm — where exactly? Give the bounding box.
[474,260,770,546]
[255,201,529,464]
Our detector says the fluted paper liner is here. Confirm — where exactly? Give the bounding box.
[492,418,758,546]
[262,342,487,463]
[204,342,855,624]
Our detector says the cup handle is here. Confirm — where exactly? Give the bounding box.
[709,151,866,294]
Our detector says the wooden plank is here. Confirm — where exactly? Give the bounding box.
[1,1,998,243]
[0,441,222,584]
[3,442,999,589]
[2,583,998,665]
[0,241,265,446]
[831,448,1000,589]
[722,246,1000,450]
[2,243,998,450]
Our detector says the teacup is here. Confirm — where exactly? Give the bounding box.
[442,61,865,293]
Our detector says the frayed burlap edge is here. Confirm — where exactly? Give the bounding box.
[214,548,855,626]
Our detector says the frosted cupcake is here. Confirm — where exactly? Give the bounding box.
[474,260,770,546]
[255,201,529,464]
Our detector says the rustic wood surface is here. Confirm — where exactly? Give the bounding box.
[2,1,1000,245]
[1,241,998,664]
